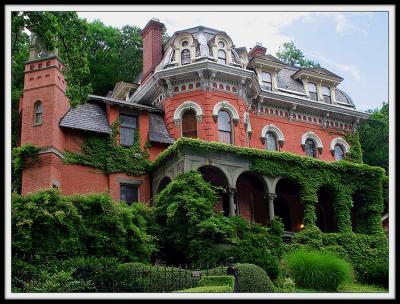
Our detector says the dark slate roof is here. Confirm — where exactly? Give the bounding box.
[335,88,355,107]
[276,67,306,94]
[301,67,343,80]
[149,113,175,144]
[59,102,112,134]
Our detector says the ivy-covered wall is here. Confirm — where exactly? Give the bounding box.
[152,138,386,236]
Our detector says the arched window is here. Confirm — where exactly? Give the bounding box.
[181,109,198,138]
[181,49,191,65]
[334,144,345,160]
[217,49,226,64]
[305,138,317,158]
[218,110,232,144]
[265,131,278,151]
[34,101,43,125]
[261,72,272,91]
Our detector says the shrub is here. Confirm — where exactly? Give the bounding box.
[209,263,274,293]
[274,276,296,293]
[12,189,157,263]
[198,276,234,288]
[175,285,233,293]
[285,250,353,291]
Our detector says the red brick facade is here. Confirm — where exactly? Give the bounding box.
[18,21,361,227]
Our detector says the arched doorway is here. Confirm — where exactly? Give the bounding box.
[157,177,172,194]
[316,186,337,232]
[275,178,303,232]
[236,172,268,225]
[198,166,230,216]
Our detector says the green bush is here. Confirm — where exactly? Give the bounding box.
[175,285,233,293]
[209,263,274,293]
[12,189,157,263]
[288,230,389,288]
[285,250,353,291]
[198,275,234,288]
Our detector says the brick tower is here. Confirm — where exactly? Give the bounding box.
[19,32,70,193]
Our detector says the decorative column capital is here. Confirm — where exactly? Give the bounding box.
[265,193,277,200]
[227,187,237,195]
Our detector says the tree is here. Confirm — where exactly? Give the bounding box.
[276,41,320,67]
[358,102,389,173]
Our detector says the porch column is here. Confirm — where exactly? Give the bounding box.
[227,188,237,217]
[267,193,277,222]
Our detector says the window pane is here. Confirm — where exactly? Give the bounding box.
[261,72,271,83]
[218,50,226,64]
[310,92,318,101]
[266,132,278,151]
[219,131,232,144]
[218,41,225,48]
[321,86,331,96]
[323,96,332,104]
[120,184,138,204]
[308,83,317,93]
[181,49,191,65]
[334,144,344,160]
[218,110,232,131]
[182,110,197,138]
[120,114,137,128]
[305,139,316,158]
[35,113,42,124]
[120,126,135,146]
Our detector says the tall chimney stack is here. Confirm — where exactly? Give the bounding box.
[141,19,165,82]
[248,42,267,59]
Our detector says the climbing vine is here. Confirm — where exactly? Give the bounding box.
[63,121,150,175]
[12,143,41,193]
[343,132,363,164]
[152,137,385,236]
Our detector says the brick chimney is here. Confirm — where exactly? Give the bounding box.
[141,19,165,82]
[248,43,267,59]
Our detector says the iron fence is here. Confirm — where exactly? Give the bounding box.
[11,259,232,293]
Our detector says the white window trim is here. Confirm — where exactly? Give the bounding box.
[173,101,203,126]
[261,124,285,147]
[301,131,323,153]
[330,137,350,155]
[212,101,240,123]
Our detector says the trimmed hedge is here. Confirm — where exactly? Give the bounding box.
[175,285,233,293]
[198,275,235,288]
[285,249,353,291]
[209,263,274,293]
[175,275,235,293]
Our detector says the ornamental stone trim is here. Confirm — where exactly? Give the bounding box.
[330,137,350,154]
[301,131,323,152]
[173,101,204,126]
[261,124,285,147]
[212,101,240,123]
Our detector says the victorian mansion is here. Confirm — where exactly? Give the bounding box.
[18,19,370,234]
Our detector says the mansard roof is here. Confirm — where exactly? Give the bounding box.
[59,102,112,134]
[276,67,306,95]
[149,113,175,144]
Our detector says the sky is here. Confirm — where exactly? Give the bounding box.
[76,9,389,112]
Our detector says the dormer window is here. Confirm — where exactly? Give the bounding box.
[181,49,191,65]
[321,86,332,104]
[218,50,226,64]
[261,72,272,91]
[308,82,318,101]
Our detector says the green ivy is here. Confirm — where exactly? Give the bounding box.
[63,121,150,175]
[344,132,363,164]
[152,138,386,236]
[12,144,41,193]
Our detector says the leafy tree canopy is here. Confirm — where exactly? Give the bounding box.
[276,41,320,67]
[358,102,389,173]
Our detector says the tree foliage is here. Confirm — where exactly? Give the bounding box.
[358,102,389,173]
[276,41,320,67]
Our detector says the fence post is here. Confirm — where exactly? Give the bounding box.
[226,257,238,292]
